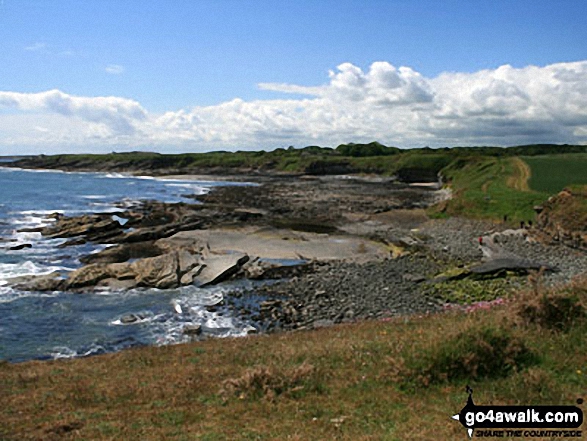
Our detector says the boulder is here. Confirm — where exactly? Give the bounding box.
[182,324,202,336]
[65,249,205,290]
[120,313,146,324]
[131,252,179,289]
[66,263,126,289]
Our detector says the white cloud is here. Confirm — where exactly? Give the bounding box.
[24,42,48,52]
[0,89,147,138]
[105,64,125,75]
[1,60,587,153]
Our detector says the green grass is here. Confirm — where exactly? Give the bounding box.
[433,156,548,222]
[1,278,586,440]
[523,154,587,193]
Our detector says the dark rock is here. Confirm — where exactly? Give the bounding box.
[16,227,44,233]
[57,238,87,248]
[9,243,32,250]
[120,314,146,324]
[469,258,557,275]
[80,241,163,264]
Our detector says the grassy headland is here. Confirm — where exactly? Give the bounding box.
[1,277,585,440]
[9,144,587,224]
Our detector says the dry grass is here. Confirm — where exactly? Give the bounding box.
[220,362,318,402]
[1,278,586,440]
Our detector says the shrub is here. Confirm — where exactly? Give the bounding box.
[391,323,537,387]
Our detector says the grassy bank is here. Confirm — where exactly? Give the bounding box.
[1,277,586,440]
[430,156,548,222]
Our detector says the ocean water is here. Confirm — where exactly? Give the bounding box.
[0,166,256,362]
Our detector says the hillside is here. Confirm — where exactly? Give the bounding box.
[1,278,585,440]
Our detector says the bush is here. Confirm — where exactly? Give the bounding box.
[391,324,537,387]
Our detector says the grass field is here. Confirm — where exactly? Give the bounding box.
[523,154,587,193]
[1,278,586,440]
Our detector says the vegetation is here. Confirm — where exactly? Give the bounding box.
[1,277,585,440]
[11,144,587,224]
[429,156,549,222]
[524,154,587,193]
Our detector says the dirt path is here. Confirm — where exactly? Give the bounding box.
[507,157,531,191]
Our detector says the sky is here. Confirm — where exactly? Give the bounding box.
[1,0,587,154]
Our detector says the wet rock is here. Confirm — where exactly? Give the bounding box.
[97,278,138,290]
[120,314,145,324]
[9,243,32,250]
[16,227,44,233]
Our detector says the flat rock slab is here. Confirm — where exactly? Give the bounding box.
[159,226,390,263]
[470,257,557,275]
[194,253,250,287]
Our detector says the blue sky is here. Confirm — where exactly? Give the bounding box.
[1,0,587,153]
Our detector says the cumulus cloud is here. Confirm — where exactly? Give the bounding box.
[0,89,147,137]
[1,60,587,152]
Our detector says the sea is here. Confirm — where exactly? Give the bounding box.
[0,165,258,362]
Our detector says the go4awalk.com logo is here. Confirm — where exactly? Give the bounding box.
[451,387,584,438]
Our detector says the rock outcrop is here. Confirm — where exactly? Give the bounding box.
[535,186,587,250]
[18,249,251,292]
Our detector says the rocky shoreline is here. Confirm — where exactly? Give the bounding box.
[5,172,587,335]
